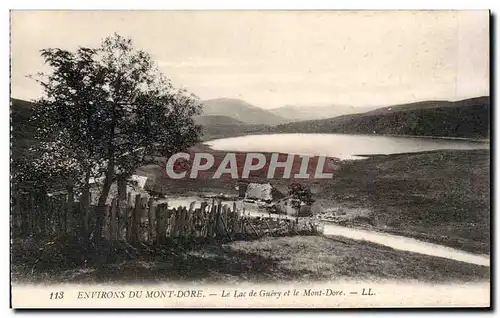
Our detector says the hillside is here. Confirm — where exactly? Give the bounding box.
[194,115,244,126]
[194,114,268,141]
[11,98,38,158]
[269,104,375,122]
[365,97,489,115]
[196,119,269,141]
[9,98,267,147]
[271,96,490,139]
[201,98,284,125]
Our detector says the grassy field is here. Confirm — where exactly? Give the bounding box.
[143,147,490,255]
[11,234,489,284]
[321,149,490,254]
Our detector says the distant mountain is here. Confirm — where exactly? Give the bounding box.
[201,98,284,125]
[194,115,244,126]
[194,114,270,141]
[271,96,490,139]
[269,104,375,122]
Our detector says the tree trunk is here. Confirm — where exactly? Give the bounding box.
[95,160,115,242]
[95,100,117,242]
[117,176,127,239]
[81,170,91,239]
[66,185,74,234]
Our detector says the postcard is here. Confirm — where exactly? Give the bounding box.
[10,10,490,309]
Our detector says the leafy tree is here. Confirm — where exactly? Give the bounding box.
[30,33,202,239]
[287,183,315,211]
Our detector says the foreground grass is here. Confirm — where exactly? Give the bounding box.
[11,234,489,284]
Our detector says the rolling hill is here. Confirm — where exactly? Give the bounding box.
[194,115,269,141]
[270,96,490,139]
[194,115,244,126]
[9,98,268,147]
[201,98,284,125]
[364,97,488,115]
[269,104,375,122]
[11,98,38,158]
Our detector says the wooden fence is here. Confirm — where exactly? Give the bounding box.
[11,192,321,244]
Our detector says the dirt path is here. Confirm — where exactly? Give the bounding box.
[321,223,490,267]
[247,211,489,267]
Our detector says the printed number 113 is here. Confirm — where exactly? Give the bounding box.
[49,291,64,300]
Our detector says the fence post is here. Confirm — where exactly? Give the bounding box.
[22,195,29,235]
[173,208,181,238]
[117,180,127,240]
[220,205,232,241]
[178,207,184,239]
[110,198,117,240]
[14,193,23,235]
[117,194,126,240]
[200,205,208,237]
[126,194,133,241]
[46,196,54,235]
[215,203,222,238]
[86,192,92,239]
[232,208,238,234]
[79,187,90,239]
[155,203,167,245]
[32,194,41,235]
[147,197,155,243]
[130,194,142,244]
[39,195,48,235]
[117,197,125,240]
[66,187,74,234]
[199,202,208,237]
[59,195,67,235]
[200,202,207,213]
[181,207,187,238]
[12,193,18,234]
[187,202,195,238]
[207,205,214,237]
[28,193,35,233]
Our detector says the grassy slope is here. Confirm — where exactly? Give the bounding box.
[11,98,38,159]
[271,96,490,139]
[199,122,270,141]
[317,149,490,254]
[11,235,489,284]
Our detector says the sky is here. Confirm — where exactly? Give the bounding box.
[10,10,489,109]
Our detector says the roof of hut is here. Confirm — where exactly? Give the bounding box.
[245,182,284,202]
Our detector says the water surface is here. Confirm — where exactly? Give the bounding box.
[205,133,489,159]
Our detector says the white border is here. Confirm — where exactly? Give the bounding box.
[3,1,497,10]
[3,1,498,317]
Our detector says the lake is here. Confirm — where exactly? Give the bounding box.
[204,133,489,160]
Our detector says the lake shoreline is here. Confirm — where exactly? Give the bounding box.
[202,131,490,144]
[202,132,489,162]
